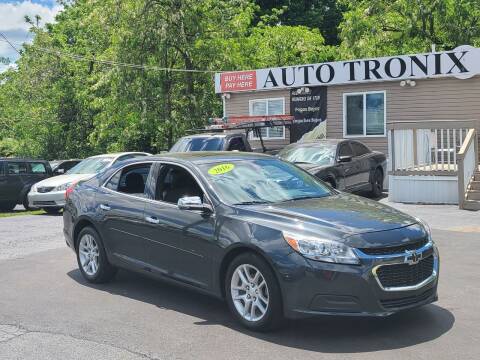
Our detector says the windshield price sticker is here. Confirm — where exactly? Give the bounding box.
[208,163,235,175]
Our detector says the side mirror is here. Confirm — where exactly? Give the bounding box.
[177,196,212,213]
[338,155,353,163]
[55,168,65,175]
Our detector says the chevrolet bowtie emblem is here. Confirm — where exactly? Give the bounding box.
[405,250,422,265]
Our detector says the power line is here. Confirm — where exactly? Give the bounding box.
[0,32,22,56]
[0,36,222,73]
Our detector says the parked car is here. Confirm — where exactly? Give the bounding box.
[63,152,438,331]
[50,159,83,176]
[28,152,150,213]
[170,133,252,152]
[0,158,53,211]
[278,139,387,197]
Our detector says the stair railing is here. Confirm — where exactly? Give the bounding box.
[457,128,478,209]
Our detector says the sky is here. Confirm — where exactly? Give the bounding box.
[0,0,63,72]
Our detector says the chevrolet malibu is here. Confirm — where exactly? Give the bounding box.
[63,152,439,331]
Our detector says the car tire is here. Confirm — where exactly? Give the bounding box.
[225,252,283,332]
[0,202,16,212]
[325,177,336,189]
[76,226,117,284]
[22,193,32,211]
[43,207,62,214]
[370,168,384,198]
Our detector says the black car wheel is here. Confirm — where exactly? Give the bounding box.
[76,227,117,283]
[370,168,384,198]
[22,193,32,211]
[0,202,16,212]
[225,252,283,331]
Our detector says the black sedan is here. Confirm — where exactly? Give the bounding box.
[278,139,387,197]
[63,152,438,331]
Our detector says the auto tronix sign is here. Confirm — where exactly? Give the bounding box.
[215,45,480,93]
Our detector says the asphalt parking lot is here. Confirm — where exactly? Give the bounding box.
[0,203,479,360]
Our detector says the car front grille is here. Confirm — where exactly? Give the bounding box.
[380,287,435,309]
[37,186,55,193]
[359,238,428,256]
[33,201,57,206]
[376,255,434,288]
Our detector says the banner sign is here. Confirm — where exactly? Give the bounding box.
[290,87,327,122]
[215,45,480,93]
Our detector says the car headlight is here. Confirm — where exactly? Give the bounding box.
[54,182,72,192]
[415,217,433,244]
[282,232,360,265]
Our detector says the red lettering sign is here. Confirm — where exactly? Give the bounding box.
[220,71,257,92]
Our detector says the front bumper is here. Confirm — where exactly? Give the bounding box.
[28,190,66,208]
[278,242,439,319]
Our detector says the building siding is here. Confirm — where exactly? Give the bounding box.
[225,89,291,149]
[327,76,480,154]
[224,76,480,155]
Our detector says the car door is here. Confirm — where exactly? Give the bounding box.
[5,161,28,203]
[350,141,372,187]
[97,162,153,268]
[0,162,8,201]
[27,162,50,186]
[337,142,356,189]
[142,162,215,289]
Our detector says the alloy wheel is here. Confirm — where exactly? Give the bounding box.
[79,234,100,276]
[230,264,269,322]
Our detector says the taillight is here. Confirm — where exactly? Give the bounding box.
[65,182,78,200]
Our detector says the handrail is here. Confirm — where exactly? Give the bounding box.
[387,119,478,130]
[457,128,478,209]
[458,128,476,156]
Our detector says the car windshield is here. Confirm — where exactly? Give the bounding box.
[170,137,225,152]
[199,159,333,205]
[67,157,114,174]
[278,144,336,166]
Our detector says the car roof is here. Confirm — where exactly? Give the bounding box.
[284,139,347,148]
[0,158,49,162]
[87,152,151,160]
[181,133,242,139]
[135,151,273,165]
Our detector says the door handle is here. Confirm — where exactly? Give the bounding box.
[145,216,160,224]
[100,204,111,211]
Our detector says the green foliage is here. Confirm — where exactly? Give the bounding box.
[338,0,480,58]
[1,0,479,159]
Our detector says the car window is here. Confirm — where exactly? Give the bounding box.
[198,159,332,205]
[155,164,204,204]
[351,142,370,157]
[105,163,152,196]
[338,143,353,158]
[278,144,336,166]
[0,162,4,176]
[7,162,28,175]
[68,156,114,174]
[170,137,225,152]
[227,137,247,151]
[30,162,47,174]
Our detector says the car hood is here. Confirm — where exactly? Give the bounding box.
[234,193,418,242]
[34,173,95,188]
[294,162,331,173]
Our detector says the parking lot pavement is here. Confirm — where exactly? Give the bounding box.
[0,213,64,262]
[0,208,479,360]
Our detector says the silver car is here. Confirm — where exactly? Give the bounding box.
[28,152,150,213]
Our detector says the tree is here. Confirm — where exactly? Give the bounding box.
[338,0,480,58]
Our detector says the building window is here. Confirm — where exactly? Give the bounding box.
[249,98,285,139]
[343,91,386,137]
